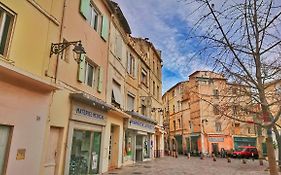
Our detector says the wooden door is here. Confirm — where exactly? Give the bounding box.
[44,127,61,175]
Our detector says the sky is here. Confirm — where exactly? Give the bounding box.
[114,0,211,93]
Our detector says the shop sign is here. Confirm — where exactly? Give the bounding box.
[72,105,106,125]
[234,137,256,143]
[128,119,155,133]
[208,137,224,142]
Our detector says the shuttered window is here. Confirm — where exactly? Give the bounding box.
[101,16,109,41]
[112,80,121,107]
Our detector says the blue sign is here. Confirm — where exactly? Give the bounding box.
[129,119,154,131]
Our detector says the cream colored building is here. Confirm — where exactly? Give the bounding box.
[0,1,63,175]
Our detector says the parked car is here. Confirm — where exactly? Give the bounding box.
[232,146,259,159]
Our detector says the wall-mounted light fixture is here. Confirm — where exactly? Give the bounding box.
[49,40,86,63]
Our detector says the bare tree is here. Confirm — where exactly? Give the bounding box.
[183,0,281,174]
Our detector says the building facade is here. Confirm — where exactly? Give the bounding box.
[163,71,257,156]
[0,1,63,175]
[0,0,164,174]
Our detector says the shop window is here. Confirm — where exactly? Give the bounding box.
[124,132,132,158]
[111,80,121,108]
[0,125,12,175]
[143,135,150,159]
[127,94,135,111]
[0,5,14,57]
[69,129,101,175]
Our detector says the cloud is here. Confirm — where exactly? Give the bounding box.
[113,0,212,92]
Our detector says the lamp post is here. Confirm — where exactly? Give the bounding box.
[49,40,86,63]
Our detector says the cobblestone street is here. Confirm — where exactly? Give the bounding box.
[104,156,274,175]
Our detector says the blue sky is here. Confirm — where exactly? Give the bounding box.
[114,0,211,93]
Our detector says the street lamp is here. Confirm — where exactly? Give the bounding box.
[49,40,86,63]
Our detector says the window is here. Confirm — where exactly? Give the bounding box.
[173,120,176,130]
[127,94,135,111]
[153,61,155,72]
[0,125,12,174]
[215,122,222,132]
[247,127,251,134]
[177,101,181,112]
[89,3,100,31]
[213,104,219,115]
[141,68,148,86]
[69,129,101,175]
[0,6,14,56]
[115,35,122,59]
[111,80,121,108]
[172,90,175,97]
[127,53,135,76]
[85,61,97,87]
[233,105,238,115]
[157,86,160,99]
[141,99,146,115]
[153,81,155,95]
[213,89,219,99]
[178,119,181,128]
[173,105,175,114]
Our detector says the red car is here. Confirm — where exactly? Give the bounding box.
[232,146,259,159]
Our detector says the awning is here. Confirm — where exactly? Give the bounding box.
[70,92,112,112]
[126,111,157,124]
[108,107,131,119]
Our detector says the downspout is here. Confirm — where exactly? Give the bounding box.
[54,0,67,83]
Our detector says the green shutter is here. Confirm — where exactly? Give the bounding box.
[78,54,86,82]
[101,15,109,41]
[80,0,90,19]
[97,67,103,92]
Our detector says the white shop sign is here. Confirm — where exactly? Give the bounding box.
[127,118,155,133]
[72,104,106,126]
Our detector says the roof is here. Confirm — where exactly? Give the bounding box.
[109,1,131,34]
[162,80,188,97]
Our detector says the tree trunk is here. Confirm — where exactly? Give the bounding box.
[257,125,264,165]
[266,129,279,175]
[273,125,281,171]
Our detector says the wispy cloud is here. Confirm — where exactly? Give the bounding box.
[114,0,211,92]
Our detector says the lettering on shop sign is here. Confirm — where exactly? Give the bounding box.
[75,107,104,120]
[129,119,154,131]
[208,137,224,142]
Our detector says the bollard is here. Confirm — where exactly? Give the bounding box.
[187,153,190,159]
[242,159,246,164]
[227,157,231,163]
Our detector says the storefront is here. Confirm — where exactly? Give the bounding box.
[124,111,156,164]
[233,136,257,150]
[65,93,112,175]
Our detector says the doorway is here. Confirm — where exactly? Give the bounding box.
[212,143,219,156]
[44,127,62,175]
[108,125,120,170]
[135,135,143,162]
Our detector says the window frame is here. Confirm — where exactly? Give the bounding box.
[84,60,97,88]
[0,4,15,57]
[89,2,101,32]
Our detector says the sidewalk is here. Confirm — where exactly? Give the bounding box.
[103,156,272,175]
